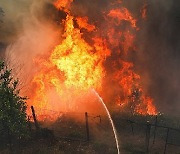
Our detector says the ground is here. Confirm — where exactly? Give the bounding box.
[0,112,180,154]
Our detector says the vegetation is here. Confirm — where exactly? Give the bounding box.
[0,61,28,147]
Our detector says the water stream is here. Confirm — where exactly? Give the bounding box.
[92,89,120,154]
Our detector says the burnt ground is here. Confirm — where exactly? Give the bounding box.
[0,112,180,154]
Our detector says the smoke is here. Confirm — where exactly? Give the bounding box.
[0,0,61,88]
[0,0,180,115]
[135,0,180,115]
[71,0,180,116]
[74,0,180,116]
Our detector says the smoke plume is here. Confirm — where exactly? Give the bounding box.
[135,0,180,115]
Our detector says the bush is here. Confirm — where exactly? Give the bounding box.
[0,61,28,146]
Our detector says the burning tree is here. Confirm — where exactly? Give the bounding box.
[0,61,28,146]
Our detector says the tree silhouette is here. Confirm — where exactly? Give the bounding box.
[0,61,28,146]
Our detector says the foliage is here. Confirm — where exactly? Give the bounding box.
[0,61,28,144]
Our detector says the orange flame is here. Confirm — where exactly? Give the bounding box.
[76,17,95,32]
[141,2,147,20]
[54,0,73,10]
[108,8,137,28]
[105,6,157,115]
[114,61,140,97]
[27,10,110,119]
[26,0,157,120]
[135,97,157,115]
[50,14,107,90]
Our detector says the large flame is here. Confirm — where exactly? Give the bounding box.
[27,0,157,119]
[50,14,110,90]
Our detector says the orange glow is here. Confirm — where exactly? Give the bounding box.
[114,61,140,97]
[26,0,157,120]
[108,8,137,28]
[135,97,157,115]
[141,2,147,20]
[120,31,135,54]
[76,17,95,32]
[50,14,107,90]
[54,0,73,10]
[146,97,157,115]
[106,7,157,115]
[28,10,109,120]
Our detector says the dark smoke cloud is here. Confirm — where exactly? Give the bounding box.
[0,0,180,116]
[135,0,180,116]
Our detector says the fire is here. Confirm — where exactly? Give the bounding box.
[27,0,157,119]
[54,0,73,10]
[105,3,157,115]
[135,97,157,115]
[108,8,137,28]
[27,6,109,118]
[76,17,95,32]
[141,2,148,20]
[114,61,140,97]
[50,13,107,90]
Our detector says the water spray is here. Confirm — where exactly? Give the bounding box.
[92,89,120,154]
